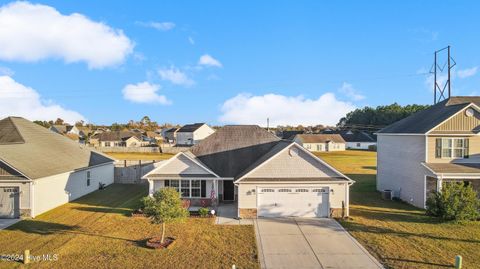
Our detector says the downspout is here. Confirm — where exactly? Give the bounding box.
[30,181,35,218]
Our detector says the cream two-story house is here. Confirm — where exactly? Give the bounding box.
[377,97,480,208]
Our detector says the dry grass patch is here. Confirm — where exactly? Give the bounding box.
[316,150,480,269]
[0,185,258,269]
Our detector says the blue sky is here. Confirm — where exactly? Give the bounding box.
[0,1,479,126]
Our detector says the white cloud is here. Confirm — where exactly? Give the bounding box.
[198,54,222,67]
[219,93,355,127]
[0,76,85,123]
[0,1,133,69]
[122,81,171,105]
[457,67,478,79]
[136,21,175,31]
[188,36,195,45]
[158,66,194,86]
[338,82,365,101]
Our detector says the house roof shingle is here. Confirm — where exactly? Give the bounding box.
[177,123,205,133]
[378,97,480,134]
[190,125,281,178]
[424,162,480,174]
[339,130,376,142]
[0,117,114,179]
[97,131,138,142]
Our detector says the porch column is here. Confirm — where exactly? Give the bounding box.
[437,175,443,192]
[214,179,219,205]
[148,179,154,196]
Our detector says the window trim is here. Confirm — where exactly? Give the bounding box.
[438,138,468,159]
[166,179,205,198]
[86,171,91,186]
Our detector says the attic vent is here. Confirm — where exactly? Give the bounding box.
[465,108,474,117]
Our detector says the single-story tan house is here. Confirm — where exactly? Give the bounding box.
[0,117,115,219]
[143,125,353,218]
[293,134,346,152]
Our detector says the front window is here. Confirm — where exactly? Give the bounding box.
[436,138,468,159]
[86,171,91,186]
[165,180,205,198]
[181,180,190,197]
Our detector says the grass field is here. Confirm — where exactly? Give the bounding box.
[0,185,258,269]
[104,152,174,161]
[316,150,480,269]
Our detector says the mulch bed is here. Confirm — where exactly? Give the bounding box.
[146,237,176,249]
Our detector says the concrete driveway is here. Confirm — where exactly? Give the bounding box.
[254,218,383,269]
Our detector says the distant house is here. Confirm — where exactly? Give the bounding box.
[164,128,179,144]
[338,130,376,150]
[176,123,215,146]
[69,126,92,138]
[293,134,346,152]
[0,117,114,219]
[146,131,162,142]
[90,131,152,147]
[49,124,73,134]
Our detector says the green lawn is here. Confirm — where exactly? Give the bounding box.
[104,152,174,161]
[316,150,480,269]
[0,185,258,269]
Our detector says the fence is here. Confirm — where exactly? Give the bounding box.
[114,160,161,184]
[92,146,161,153]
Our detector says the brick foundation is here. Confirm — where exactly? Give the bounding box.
[239,208,257,218]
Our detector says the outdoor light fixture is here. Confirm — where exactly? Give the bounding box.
[210,209,216,215]
[330,189,334,194]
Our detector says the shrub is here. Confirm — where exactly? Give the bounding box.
[426,182,480,221]
[142,188,189,243]
[198,207,209,217]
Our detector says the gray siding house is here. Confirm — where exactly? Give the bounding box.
[377,97,480,208]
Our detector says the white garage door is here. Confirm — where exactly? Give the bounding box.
[257,187,329,217]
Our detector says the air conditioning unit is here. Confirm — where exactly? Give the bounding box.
[381,189,393,200]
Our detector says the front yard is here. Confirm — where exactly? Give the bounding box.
[0,185,258,269]
[104,152,174,161]
[316,150,480,269]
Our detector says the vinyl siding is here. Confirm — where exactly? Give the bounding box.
[157,154,213,175]
[432,107,480,132]
[377,134,428,208]
[33,163,114,217]
[245,146,342,179]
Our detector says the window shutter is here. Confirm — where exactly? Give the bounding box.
[201,180,206,198]
[464,138,469,158]
[164,180,170,187]
[435,138,442,158]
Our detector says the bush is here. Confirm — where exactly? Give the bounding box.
[426,182,480,221]
[198,207,209,217]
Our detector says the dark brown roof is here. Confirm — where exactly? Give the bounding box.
[424,162,480,174]
[178,123,205,133]
[190,125,281,178]
[295,134,345,143]
[165,127,178,133]
[0,117,114,179]
[378,97,480,134]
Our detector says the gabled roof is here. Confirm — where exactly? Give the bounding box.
[339,130,376,142]
[378,97,480,134]
[97,131,138,142]
[280,130,304,140]
[190,125,281,178]
[177,123,206,133]
[294,134,345,143]
[165,127,178,133]
[51,124,73,134]
[0,117,114,179]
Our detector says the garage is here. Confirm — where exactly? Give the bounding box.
[0,187,19,218]
[257,187,329,217]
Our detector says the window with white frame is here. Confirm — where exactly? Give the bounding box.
[181,180,190,197]
[191,180,201,198]
[435,138,469,159]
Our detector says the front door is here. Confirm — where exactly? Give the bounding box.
[223,180,234,201]
[0,187,19,218]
